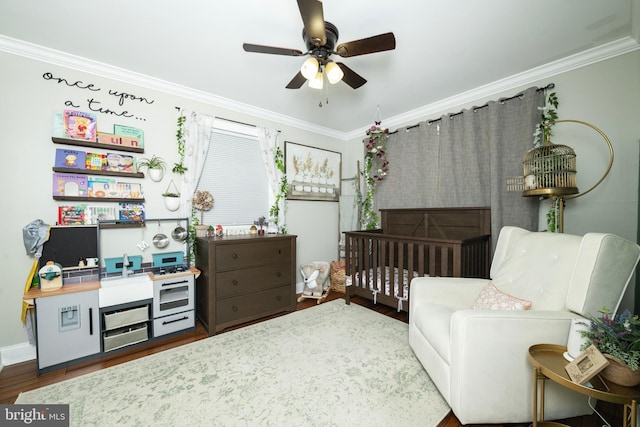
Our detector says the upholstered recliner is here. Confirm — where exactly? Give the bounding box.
[409,226,640,425]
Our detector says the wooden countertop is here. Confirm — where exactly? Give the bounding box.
[24,280,100,300]
[24,267,200,302]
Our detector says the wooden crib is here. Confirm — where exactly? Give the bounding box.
[343,207,492,311]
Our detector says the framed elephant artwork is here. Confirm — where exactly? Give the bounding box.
[284,141,341,202]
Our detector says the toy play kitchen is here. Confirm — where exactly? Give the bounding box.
[24,217,198,374]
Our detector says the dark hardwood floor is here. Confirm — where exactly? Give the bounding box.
[0,293,620,426]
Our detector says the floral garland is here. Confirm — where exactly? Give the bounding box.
[359,121,389,230]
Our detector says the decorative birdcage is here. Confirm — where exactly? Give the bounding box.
[522,141,578,197]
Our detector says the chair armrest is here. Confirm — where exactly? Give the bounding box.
[448,310,578,420]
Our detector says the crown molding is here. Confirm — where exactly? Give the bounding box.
[347,37,640,141]
[0,35,344,140]
[1,34,637,142]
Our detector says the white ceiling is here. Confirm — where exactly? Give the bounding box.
[1,0,638,139]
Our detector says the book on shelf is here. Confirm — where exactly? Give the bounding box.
[106,153,136,173]
[52,173,89,197]
[85,152,107,171]
[85,206,117,224]
[113,125,144,148]
[54,148,87,169]
[88,177,117,198]
[63,110,97,141]
[96,132,142,149]
[58,205,86,226]
[119,203,145,222]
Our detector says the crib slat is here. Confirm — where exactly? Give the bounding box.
[343,228,490,312]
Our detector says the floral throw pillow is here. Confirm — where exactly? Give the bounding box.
[472,282,532,310]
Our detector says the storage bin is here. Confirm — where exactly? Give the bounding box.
[103,324,148,352]
[103,306,149,330]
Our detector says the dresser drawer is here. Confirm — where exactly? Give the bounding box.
[216,285,292,325]
[215,240,292,271]
[216,263,291,298]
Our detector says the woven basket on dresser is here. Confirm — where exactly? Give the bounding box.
[330,260,346,293]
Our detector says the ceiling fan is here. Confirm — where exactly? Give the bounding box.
[242,0,396,90]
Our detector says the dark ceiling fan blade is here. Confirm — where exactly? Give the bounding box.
[297,0,326,46]
[336,63,367,89]
[243,43,304,56]
[335,32,396,57]
[286,71,307,89]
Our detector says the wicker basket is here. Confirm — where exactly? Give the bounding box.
[330,260,346,293]
[600,354,640,387]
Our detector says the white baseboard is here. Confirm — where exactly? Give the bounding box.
[0,342,36,371]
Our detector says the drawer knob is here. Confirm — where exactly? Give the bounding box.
[232,253,238,259]
[232,305,238,312]
[276,295,281,301]
[232,279,238,286]
[276,249,282,254]
[276,272,281,277]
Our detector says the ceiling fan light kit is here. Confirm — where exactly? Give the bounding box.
[242,0,396,90]
[325,61,344,84]
[300,57,319,80]
[308,71,324,89]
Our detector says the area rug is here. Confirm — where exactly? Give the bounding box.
[15,299,450,426]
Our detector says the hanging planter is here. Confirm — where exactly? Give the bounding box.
[148,168,164,182]
[163,179,181,211]
[137,155,166,182]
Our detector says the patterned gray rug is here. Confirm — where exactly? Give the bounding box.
[16,299,450,426]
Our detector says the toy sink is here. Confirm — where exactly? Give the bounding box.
[104,255,142,274]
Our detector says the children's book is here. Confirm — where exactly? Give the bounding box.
[63,110,97,141]
[52,173,88,197]
[58,205,86,225]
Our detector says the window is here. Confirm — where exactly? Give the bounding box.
[197,120,269,226]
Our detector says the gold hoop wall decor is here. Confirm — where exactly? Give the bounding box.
[522,119,614,233]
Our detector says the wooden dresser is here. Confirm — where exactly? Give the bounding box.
[195,234,297,335]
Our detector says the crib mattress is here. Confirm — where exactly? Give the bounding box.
[345,266,421,307]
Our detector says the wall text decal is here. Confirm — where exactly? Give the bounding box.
[42,72,155,121]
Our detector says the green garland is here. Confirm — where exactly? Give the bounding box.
[533,91,558,147]
[173,114,188,174]
[269,146,288,234]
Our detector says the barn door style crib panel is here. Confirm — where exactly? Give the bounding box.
[343,207,491,312]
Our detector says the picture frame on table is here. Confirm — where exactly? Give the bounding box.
[564,344,609,385]
[284,141,341,202]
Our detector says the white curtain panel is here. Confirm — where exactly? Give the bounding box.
[374,86,544,247]
[257,127,284,229]
[178,110,214,219]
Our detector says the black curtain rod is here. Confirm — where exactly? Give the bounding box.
[388,83,555,135]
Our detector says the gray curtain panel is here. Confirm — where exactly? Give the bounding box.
[374,86,544,249]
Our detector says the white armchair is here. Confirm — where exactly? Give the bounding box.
[409,226,640,425]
